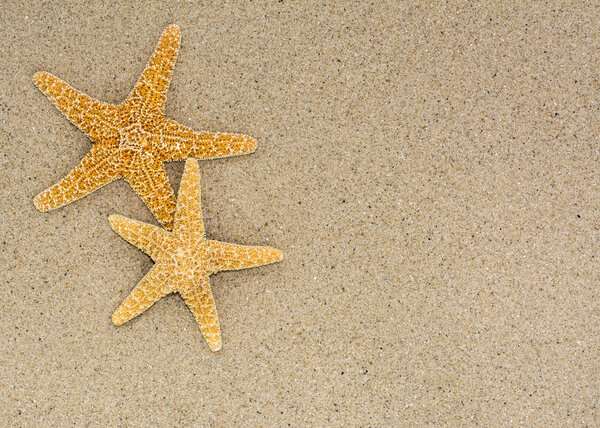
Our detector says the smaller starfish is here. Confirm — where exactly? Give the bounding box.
[33,24,256,230]
[109,159,283,351]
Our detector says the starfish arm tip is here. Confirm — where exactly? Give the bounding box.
[108,214,135,236]
[266,248,284,263]
[32,71,45,84]
[264,247,284,263]
[247,136,258,152]
[33,193,49,211]
[32,71,56,90]
[162,24,181,44]
[275,249,284,262]
[208,338,222,352]
[227,134,258,155]
[108,214,123,228]
[111,312,126,326]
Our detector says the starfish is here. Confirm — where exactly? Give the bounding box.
[108,159,283,351]
[33,24,257,230]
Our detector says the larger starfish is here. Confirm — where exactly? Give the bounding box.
[109,159,283,351]
[33,24,257,230]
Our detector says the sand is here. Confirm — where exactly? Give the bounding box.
[1,1,599,426]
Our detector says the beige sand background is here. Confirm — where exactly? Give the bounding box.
[1,1,599,426]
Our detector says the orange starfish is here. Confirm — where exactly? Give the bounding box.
[33,24,257,230]
[109,159,283,351]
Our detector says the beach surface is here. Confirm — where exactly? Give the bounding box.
[1,1,599,425]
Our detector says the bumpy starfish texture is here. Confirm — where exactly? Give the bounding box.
[109,159,283,351]
[33,24,257,230]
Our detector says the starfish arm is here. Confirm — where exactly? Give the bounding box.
[206,240,283,273]
[108,214,171,261]
[124,24,181,115]
[180,276,221,351]
[34,145,120,211]
[112,264,173,325]
[124,158,177,231]
[152,118,257,162]
[33,71,120,142]
[173,159,205,238]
